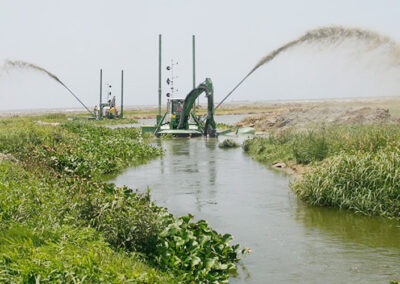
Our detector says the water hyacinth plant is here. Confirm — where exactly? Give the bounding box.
[154,214,242,283]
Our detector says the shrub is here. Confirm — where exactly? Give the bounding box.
[0,224,171,283]
[292,130,328,164]
[244,124,400,218]
[292,147,400,219]
[154,215,242,283]
[0,118,243,282]
[242,137,294,164]
[219,139,240,149]
[43,112,67,120]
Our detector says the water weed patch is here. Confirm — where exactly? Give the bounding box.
[0,117,243,282]
[292,148,400,218]
[244,125,400,219]
[154,215,243,283]
[219,139,240,149]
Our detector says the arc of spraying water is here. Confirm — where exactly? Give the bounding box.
[215,26,400,110]
[3,60,95,115]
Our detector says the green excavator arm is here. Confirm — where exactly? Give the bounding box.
[177,78,217,137]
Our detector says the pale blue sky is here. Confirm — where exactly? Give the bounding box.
[1,0,400,110]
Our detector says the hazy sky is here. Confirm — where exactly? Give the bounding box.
[1,0,400,111]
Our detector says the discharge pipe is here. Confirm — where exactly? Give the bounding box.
[214,73,251,110]
[192,35,196,90]
[61,83,95,115]
[99,69,103,119]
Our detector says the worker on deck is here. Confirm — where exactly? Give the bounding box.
[94,105,99,119]
[109,107,115,118]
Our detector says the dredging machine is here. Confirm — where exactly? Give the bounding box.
[96,70,124,120]
[142,35,219,137]
[150,77,218,137]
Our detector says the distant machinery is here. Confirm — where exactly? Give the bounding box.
[141,35,218,137]
[97,69,124,119]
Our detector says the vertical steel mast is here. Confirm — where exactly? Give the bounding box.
[99,69,103,119]
[192,35,197,115]
[120,70,124,118]
[157,34,162,123]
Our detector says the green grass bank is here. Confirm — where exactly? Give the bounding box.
[243,125,400,219]
[0,116,242,283]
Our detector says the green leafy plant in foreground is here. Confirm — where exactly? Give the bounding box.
[0,118,243,282]
[0,224,171,283]
[154,215,242,283]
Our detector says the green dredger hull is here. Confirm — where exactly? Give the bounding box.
[141,125,204,137]
[157,129,203,137]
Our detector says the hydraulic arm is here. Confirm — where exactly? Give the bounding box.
[178,78,217,137]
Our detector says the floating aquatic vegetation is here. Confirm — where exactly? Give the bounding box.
[0,117,243,282]
[219,138,240,149]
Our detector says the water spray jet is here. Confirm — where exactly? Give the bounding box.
[216,26,400,110]
[3,59,95,115]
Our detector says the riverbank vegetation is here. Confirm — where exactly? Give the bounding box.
[4,112,139,125]
[243,124,400,219]
[0,116,242,282]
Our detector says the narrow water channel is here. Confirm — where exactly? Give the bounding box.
[111,137,400,283]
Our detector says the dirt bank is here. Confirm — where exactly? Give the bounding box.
[236,106,394,132]
[271,161,309,180]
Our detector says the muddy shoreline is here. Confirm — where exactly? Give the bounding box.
[3,96,400,119]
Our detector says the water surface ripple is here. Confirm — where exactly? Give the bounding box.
[111,138,400,283]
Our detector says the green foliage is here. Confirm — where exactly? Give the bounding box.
[219,139,240,149]
[0,117,243,282]
[0,160,162,256]
[292,130,328,164]
[154,215,241,283]
[244,124,400,165]
[43,112,67,120]
[159,133,174,140]
[0,160,243,282]
[0,159,171,282]
[57,122,161,177]
[0,121,161,177]
[0,224,171,283]
[242,136,294,164]
[244,124,400,218]
[86,117,139,126]
[292,148,400,219]
[77,184,162,254]
[216,123,233,130]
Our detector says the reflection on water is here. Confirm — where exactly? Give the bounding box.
[111,138,400,283]
[295,203,400,250]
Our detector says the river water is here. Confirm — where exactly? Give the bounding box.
[111,130,400,283]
